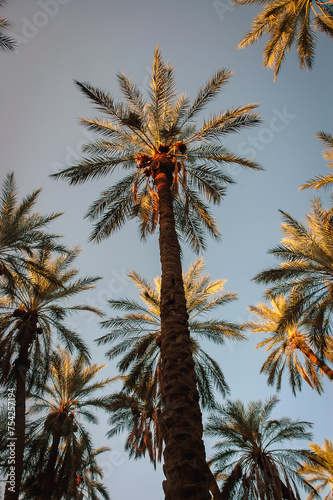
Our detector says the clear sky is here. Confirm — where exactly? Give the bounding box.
[1,1,333,499]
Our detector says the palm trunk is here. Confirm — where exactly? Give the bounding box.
[208,468,225,500]
[41,431,61,499]
[295,336,333,380]
[154,157,210,500]
[4,348,29,500]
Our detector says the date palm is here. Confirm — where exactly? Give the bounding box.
[107,374,163,469]
[97,258,245,408]
[299,439,333,500]
[234,0,333,79]
[300,131,333,192]
[246,293,333,395]
[22,441,111,500]
[25,347,114,499]
[254,198,333,351]
[53,46,261,500]
[0,1,16,52]
[206,396,315,499]
[1,248,102,500]
[0,172,65,286]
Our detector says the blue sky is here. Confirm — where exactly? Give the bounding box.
[1,1,333,499]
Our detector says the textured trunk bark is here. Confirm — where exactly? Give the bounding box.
[4,348,29,500]
[154,157,210,500]
[295,336,333,380]
[41,431,61,499]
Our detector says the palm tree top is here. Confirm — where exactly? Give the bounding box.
[299,439,333,500]
[0,172,67,283]
[253,197,333,343]
[52,46,262,251]
[97,258,245,406]
[300,131,333,191]
[246,293,328,395]
[0,247,103,386]
[233,0,333,79]
[206,396,315,499]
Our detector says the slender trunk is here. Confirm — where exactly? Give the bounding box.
[208,468,225,500]
[41,431,61,499]
[154,157,210,500]
[295,336,333,380]
[4,349,29,500]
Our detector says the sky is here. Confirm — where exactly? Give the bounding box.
[0,0,333,499]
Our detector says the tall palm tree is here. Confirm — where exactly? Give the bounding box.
[24,347,114,499]
[254,198,333,351]
[299,439,333,500]
[0,1,16,52]
[206,396,315,499]
[1,248,102,500]
[53,47,262,499]
[97,258,245,408]
[245,293,333,395]
[233,0,333,79]
[300,131,333,191]
[0,172,65,285]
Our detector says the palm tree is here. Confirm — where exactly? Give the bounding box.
[0,172,65,285]
[97,258,245,408]
[206,396,315,499]
[24,347,114,499]
[22,442,111,500]
[53,47,262,499]
[245,293,333,395]
[299,439,333,500]
[1,248,102,500]
[0,1,16,52]
[233,0,333,79]
[107,374,163,469]
[254,198,333,352]
[300,131,333,191]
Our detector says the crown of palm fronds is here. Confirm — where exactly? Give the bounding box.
[254,197,333,350]
[233,0,333,79]
[0,172,67,285]
[206,396,315,499]
[245,293,328,395]
[300,131,333,192]
[96,258,245,409]
[298,439,333,500]
[53,47,262,252]
[23,347,114,498]
[0,248,103,388]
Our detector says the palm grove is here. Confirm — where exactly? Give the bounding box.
[1,1,333,498]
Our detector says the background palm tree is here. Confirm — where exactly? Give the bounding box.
[245,293,333,395]
[0,1,16,52]
[254,198,333,352]
[53,46,262,499]
[0,248,102,500]
[0,172,65,285]
[206,396,315,499]
[25,347,114,499]
[300,131,333,192]
[233,0,333,79]
[97,258,245,408]
[298,439,333,500]
[107,374,163,470]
